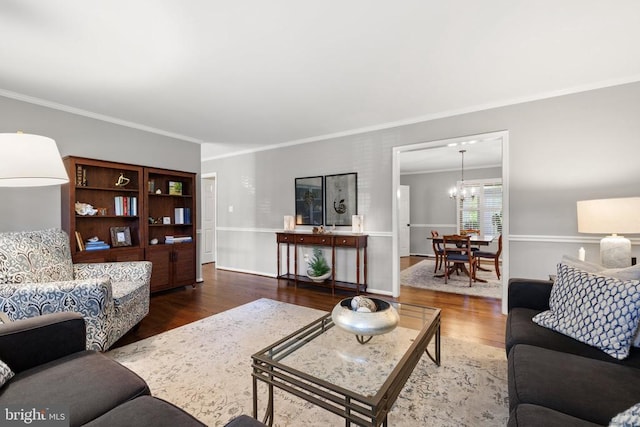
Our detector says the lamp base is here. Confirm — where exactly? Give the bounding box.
[600,235,631,268]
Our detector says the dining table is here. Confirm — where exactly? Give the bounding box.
[429,235,496,283]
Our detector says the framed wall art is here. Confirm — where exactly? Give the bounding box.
[295,176,324,225]
[110,226,132,247]
[325,172,357,226]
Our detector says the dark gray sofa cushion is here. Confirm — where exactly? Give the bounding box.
[506,307,640,368]
[83,396,205,427]
[508,344,640,425]
[508,404,603,427]
[0,312,85,373]
[1,351,150,427]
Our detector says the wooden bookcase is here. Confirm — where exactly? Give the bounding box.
[62,157,197,293]
[62,157,144,263]
[143,167,196,293]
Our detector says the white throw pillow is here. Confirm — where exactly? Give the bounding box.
[560,255,605,274]
[533,263,640,360]
[0,359,14,387]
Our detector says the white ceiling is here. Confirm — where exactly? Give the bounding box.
[399,138,502,174]
[1,1,640,159]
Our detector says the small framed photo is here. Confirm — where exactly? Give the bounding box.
[168,181,183,196]
[162,216,171,224]
[110,226,132,247]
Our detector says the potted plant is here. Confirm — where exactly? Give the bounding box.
[306,247,332,282]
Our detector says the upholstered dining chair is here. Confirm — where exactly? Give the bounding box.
[442,234,478,286]
[474,234,503,279]
[430,230,444,272]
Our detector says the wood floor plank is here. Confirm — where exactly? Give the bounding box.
[114,258,507,350]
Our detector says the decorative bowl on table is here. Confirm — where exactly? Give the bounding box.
[306,269,332,283]
[331,297,400,344]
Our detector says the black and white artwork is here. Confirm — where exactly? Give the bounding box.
[295,176,324,225]
[325,173,357,226]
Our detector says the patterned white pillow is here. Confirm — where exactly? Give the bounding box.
[533,263,640,360]
[0,359,14,387]
[610,402,640,426]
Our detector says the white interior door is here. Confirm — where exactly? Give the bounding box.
[399,185,411,257]
[201,176,216,264]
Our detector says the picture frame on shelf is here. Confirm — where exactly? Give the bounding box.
[295,176,324,226]
[168,181,183,196]
[325,172,357,226]
[110,226,132,247]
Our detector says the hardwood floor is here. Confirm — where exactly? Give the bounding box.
[114,256,507,350]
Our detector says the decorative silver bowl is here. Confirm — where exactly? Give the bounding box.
[331,297,399,344]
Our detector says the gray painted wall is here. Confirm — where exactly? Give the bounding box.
[202,81,640,295]
[0,96,201,233]
[401,167,502,255]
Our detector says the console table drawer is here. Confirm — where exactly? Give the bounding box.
[295,235,332,246]
[334,236,359,246]
[277,233,293,243]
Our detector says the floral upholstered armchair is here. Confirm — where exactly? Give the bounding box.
[0,228,151,351]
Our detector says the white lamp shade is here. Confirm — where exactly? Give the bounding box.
[577,198,640,234]
[0,133,69,187]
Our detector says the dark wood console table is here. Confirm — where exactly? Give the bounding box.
[276,232,368,294]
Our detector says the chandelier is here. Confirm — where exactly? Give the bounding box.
[449,149,475,201]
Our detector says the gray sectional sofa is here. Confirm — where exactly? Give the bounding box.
[0,312,206,426]
[506,278,640,426]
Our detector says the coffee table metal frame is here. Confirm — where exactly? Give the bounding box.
[251,303,441,427]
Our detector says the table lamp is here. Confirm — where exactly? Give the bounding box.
[0,132,68,187]
[577,197,640,268]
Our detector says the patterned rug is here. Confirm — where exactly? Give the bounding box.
[401,259,503,299]
[108,299,508,426]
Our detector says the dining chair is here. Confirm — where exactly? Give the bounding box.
[474,234,503,279]
[430,230,444,272]
[442,234,478,286]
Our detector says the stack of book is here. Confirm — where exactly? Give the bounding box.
[174,207,191,225]
[84,240,111,251]
[165,235,193,244]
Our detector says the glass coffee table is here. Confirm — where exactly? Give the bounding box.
[251,301,441,426]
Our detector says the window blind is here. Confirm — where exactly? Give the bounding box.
[457,180,502,235]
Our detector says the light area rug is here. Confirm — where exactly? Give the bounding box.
[108,298,508,427]
[401,259,503,299]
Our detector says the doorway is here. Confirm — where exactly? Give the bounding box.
[399,185,411,257]
[200,173,216,266]
[391,131,510,313]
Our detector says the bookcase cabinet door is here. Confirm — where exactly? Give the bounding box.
[146,246,172,292]
[173,244,196,286]
[146,244,195,292]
